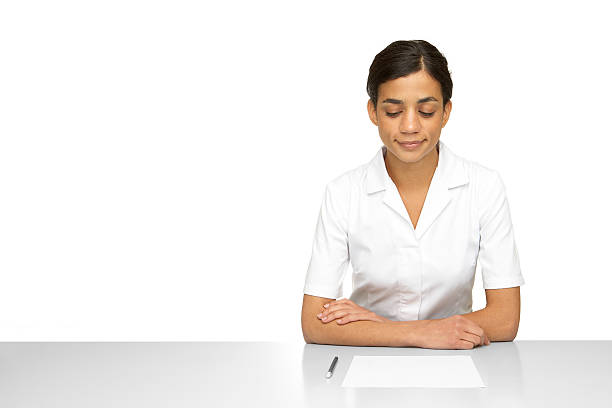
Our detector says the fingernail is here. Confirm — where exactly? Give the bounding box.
[317,313,322,317]
[322,316,327,321]
[324,304,329,308]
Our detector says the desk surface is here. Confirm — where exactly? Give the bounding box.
[0,341,610,407]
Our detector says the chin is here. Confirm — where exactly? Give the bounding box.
[397,153,425,164]
[389,148,421,162]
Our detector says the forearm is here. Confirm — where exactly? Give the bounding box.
[459,306,517,341]
[305,319,426,347]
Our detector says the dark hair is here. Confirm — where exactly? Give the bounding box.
[366,40,453,111]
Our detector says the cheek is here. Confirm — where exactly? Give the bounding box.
[425,121,443,133]
[377,124,391,137]
[378,119,396,133]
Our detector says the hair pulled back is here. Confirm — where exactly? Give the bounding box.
[367,40,453,111]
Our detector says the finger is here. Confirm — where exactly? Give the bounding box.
[319,305,338,318]
[327,299,348,308]
[320,304,358,318]
[337,312,377,325]
[320,310,348,323]
[457,339,476,349]
[464,326,486,346]
[322,300,336,309]
[322,301,346,312]
[319,304,338,316]
[326,310,354,323]
[460,332,482,347]
[332,301,366,313]
[330,298,356,308]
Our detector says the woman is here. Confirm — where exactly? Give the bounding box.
[301,40,524,350]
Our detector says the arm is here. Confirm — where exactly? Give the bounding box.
[459,287,521,341]
[471,170,524,341]
[301,294,425,347]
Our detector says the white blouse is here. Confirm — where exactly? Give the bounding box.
[303,140,525,321]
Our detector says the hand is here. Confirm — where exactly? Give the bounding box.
[415,315,490,350]
[316,298,390,325]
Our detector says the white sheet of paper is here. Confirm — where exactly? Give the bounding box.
[341,355,486,388]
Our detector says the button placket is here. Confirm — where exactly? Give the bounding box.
[397,245,422,321]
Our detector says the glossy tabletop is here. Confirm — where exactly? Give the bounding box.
[0,341,610,407]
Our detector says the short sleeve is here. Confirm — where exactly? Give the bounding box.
[477,170,525,289]
[303,180,350,299]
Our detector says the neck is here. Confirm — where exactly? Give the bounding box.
[384,142,439,191]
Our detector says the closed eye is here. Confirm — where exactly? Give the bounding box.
[386,111,434,118]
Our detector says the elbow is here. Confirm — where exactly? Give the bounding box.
[301,318,319,344]
[489,330,516,343]
[508,313,520,341]
[502,321,519,342]
[302,328,314,344]
[508,324,519,341]
[302,327,321,345]
[496,307,520,342]
[302,318,328,345]
[487,320,519,343]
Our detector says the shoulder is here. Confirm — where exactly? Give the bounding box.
[442,145,508,223]
[323,159,369,196]
[450,151,510,226]
[449,148,505,194]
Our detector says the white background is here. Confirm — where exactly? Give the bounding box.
[1,0,610,341]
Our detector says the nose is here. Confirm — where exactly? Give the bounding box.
[399,109,421,134]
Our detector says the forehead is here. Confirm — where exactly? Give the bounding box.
[379,70,442,103]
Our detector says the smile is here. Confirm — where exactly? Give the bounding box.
[397,140,424,150]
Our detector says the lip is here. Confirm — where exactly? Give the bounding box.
[397,140,424,150]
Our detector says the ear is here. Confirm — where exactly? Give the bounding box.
[367,99,379,126]
[441,100,452,128]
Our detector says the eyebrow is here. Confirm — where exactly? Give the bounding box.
[382,96,439,105]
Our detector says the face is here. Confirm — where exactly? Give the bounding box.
[367,70,452,165]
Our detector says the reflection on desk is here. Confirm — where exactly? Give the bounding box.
[0,341,610,407]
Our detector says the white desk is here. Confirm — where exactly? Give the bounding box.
[0,341,610,407]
